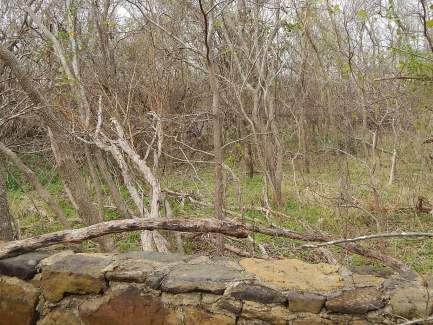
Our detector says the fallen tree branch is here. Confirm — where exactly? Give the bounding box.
[399,315,433,325]
[163,189,410,272]
[301,232,433,248]
[0,218,248,259]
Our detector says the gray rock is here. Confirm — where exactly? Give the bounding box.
[227,282,286,304]
[161,263,244,294]
[213,297,243,315]
[0,252,52,280]
[106,259,154,283]
[287,291,325,313]
[389,286,432,318]
[326,287,385,314]
[116,251,191,264]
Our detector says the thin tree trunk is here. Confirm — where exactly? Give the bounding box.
[48,130,115,252]
[94,150,131,219]
[0,45,115,252]
[0,141,70,229]
[199,0,225,254]
[0,160,14,241]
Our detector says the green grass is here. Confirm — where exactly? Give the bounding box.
[5,138,433,273]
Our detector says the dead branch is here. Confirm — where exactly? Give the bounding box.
[163,189,410,272]
[302,232,433,249]
[0,218,248,259]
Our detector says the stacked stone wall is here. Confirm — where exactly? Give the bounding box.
[0,251,432,324]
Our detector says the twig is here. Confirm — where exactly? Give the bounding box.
[399,316,433,325]
[301,232,433,248]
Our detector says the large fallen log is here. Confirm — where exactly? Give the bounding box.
[0,218,248,259]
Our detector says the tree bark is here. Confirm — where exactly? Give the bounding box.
[0,218,249,259]
[94,150,131,220]
[199,0,225,254]
[0,44,114,251]
[0,160,14,241]
[0,141,71,229]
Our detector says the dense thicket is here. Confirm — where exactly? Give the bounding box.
[1,0,433,270]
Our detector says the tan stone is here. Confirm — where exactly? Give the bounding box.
[212,297,243,316]
[40,254,111,302]
[350,319,372,325]
[270,305,294,324]
[166,308,235,325]
[241,301,271,320]
[239,258,343,294]
[202,293,221,304]
[352,274,385,288]
[292,315,333,325]
[37,310,80,325]
[161,292,202,306]
[0,276,39,325]
[41,270,106,302]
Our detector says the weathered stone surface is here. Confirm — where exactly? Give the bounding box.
[287,291,325,313]
[80,285,168,325]
[40,254,111,302]
[389,286,432,318]
[165,308,235,325]
[350,319,372,325]
[212,297,243,316]
[352,274,385,288]
[241,301,291,324]
[226,281,286,304]
[144,266,172,289]
[241,301,271,320]
[0,252,52,280]
[106,258,154,283]
[202,293,221,304]
[269,305,294,324]
[161,263,244,294]
[326,287,384,314]
[237,319,269,325]
[38,250,75,268]
[116,251,190,265]
[161,292,202,306]
[292,315,334,325]
[79,284,234,325]
[0,276,39,325]
[37,310,81,325]
[240,258,343,294]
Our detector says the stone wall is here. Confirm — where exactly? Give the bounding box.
[0,250,432,324]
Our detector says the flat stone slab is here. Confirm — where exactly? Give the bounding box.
[161,263,245,294]
[40,253,112,302]
[287,291,326,314]
[116,251,192,265]
[0,251,53,280]
[389,285,432,318]
[226,281,286,304]
[239,258,344,294]
[106,259,155,283]
[326,287,385,314]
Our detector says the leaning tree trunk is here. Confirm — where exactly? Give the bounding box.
[0,45,114,251]
[48,129,115,252]
[0,160,14,241]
